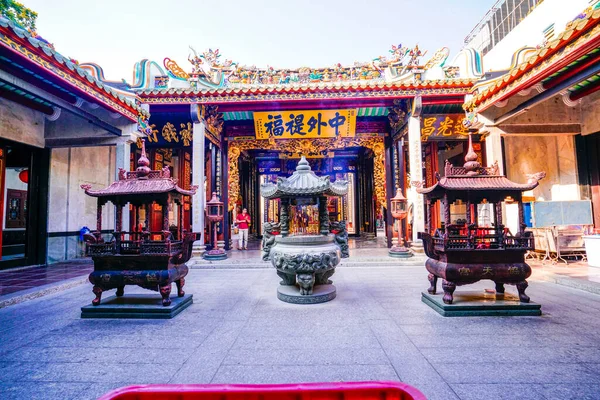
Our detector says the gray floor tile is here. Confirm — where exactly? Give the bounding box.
[210,364,400,384]
[450,384,547,400]
[0,382,90,400]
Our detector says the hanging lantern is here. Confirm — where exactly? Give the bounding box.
[205,192,224,222]
[390,188,407,220]
[18,169,29,184]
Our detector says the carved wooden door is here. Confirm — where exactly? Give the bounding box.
[5,189,27,228]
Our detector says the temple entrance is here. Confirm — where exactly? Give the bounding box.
[234,141,381,240]
[256,154,359,237]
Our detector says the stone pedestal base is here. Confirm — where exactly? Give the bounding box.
[191,241,206,257]
[410,239,425,254]
[277,284,336,304]
[204,249,227,260]
[421,291,541,317]
[389,246,414,258]
[81,294,193,319]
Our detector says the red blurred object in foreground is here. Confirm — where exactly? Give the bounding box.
[97,382,427,400]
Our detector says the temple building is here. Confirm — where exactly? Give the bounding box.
[1,0,599,270]
[116,44,482,252]
[464,0,600,232]
[0,16,147,269]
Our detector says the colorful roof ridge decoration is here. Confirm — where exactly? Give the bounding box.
[153,44,465,92]
[464,4,600,111]
[260,156,349,199]
[417,135,546,197]
[81,140,197,197]
[0,16,148,121]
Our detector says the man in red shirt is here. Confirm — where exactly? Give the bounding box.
[236,208,251,250]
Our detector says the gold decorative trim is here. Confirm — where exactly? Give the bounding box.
[140,87,472,104]
[227,136,386,211]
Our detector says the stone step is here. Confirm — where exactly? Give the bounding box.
[188,255,427,269]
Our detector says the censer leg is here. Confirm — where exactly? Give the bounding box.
[92,286,103,306]
[495,282,505,294]
[427,273,438,294]
[160,284,172,306]
[442,280,456,304]
[516,280,530,303]
[176,278,185,297]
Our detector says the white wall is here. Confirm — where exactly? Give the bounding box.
[0,98,45,148]
[47,146,116,263]
[2,168,28,230]
[504,135,580,202]
[479,0,590,71]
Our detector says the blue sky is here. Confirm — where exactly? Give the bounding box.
[23,0,495,82]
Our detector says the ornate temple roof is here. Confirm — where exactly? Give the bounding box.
[0,16,147,121]
[138,79,476,102]
[260,156,348,199]
[464,4,600,111]
[112,44,483,101]
[81,141,196,199]
[417,135,545,199]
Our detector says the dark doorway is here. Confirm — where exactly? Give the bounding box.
[0,138,49,269]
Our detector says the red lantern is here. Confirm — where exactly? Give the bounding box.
[18,169,29,184]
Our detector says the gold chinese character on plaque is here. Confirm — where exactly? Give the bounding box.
[454,117,470,137]
[437,116,454,136]
[421,117,437,141]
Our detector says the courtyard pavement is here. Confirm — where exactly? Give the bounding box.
[1,264,600,400]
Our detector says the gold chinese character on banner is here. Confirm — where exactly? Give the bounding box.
[162,122,178,142]
[180,122,192,146]
[146,124,159,142]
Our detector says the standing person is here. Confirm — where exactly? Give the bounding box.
[236,208,251,250]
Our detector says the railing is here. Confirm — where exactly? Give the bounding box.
[86,231,183,257]
[87,242,116,256]
[432,225,535,252]
[119,240,141,254]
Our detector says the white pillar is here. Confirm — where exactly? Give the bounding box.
[115,138,132,233]
[484,126,505,173]
[407,115,425,244]
[192,120,206,245]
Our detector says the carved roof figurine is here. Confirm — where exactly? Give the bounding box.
[417,133,545,199]
[260,156,348,199]
[81,140,197,199]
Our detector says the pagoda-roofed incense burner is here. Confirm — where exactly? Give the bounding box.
[260,156,349,304]
[81,140,197,308]
[417,135,545,305]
